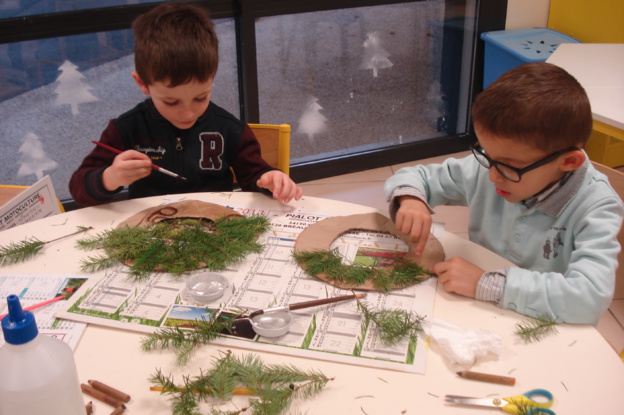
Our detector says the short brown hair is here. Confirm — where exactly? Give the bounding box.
[472,62,592,152]
[132,2,218,87]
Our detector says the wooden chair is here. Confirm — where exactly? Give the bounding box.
[248,123,291,176]
[0,185,65,213]
[591,162,624,300]
[592,161,624,362]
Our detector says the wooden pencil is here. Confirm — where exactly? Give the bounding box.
[456,370,516,386]
[88,379,131,403]
[109,406,125,415]
[150,386,255,395]
[81,383,125,408]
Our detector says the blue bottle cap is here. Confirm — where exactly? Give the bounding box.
[1,294,38,345]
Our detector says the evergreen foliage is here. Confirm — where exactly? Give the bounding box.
[0,226,92,266]
[357,300,425,345]
[150,351,333,415]
[141,309,240,366]
[76,216,270,281]
[514,314,559,343]
[0,237,45,266]
[293,248,434,291]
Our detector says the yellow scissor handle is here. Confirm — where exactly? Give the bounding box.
[502,389,555,414]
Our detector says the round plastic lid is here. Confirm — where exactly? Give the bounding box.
[250,311,293,337]
[1,294,38,345]
[186,272,228,303]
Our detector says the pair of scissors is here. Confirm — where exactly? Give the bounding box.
[445,388,555,414]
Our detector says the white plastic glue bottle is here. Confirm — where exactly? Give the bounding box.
[0,294,86,415]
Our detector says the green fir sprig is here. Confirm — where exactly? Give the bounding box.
[514,314,559,343]
[356,299,425,346]
[141,309,240,366]
[293,248,434,291]
[150,351,333,415]
[76,216,270,281]
[0,226,93,266]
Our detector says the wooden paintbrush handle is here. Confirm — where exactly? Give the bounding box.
[288,293,365,311]
[248,293,366,319]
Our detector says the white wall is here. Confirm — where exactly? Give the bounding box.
[505,0,550,29]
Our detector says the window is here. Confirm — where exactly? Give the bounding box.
[0,0,506,206]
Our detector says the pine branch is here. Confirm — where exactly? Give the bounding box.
[0,226,93,266]
[150,352,333,415]
[357,299,425,346]
[293,248,433,291]
[141,310,240,365]
[76,216,270,281]
[514,314,559,343]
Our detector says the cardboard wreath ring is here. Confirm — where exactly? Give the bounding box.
[294,212,445,291]
[116,200,243,270]
[117,200,241,228]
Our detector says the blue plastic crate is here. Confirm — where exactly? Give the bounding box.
[481,27,580,88]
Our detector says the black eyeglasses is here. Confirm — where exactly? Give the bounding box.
[469,142,579,183]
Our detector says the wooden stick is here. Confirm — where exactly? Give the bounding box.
[456,370,516,386]
[88,379,131,403]
[109,406,124,415]
[85,401,93,415]
[81,383,126,408]
[150,386,255,395]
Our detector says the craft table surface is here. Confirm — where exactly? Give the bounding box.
[546,43,624,131]
[1,192,622,414]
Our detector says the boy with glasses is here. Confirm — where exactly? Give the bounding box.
[384,62,624,324]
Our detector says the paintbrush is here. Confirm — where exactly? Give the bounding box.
[91,140,188,181]
[248,293,366,319]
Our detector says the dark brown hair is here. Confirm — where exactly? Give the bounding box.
[132,2,218,87]
[472,62,592,152]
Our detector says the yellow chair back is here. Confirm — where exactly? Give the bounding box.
[248,123,291,176]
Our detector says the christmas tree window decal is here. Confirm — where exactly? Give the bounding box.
[17,132,59,181]
[53,60,99,116]
[296,95,328,143]
[360,31,393,77]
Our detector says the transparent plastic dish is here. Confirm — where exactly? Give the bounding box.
[186,272,228,304]
[249,311,293,337]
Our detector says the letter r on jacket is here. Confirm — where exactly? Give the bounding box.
[199,132,224,170]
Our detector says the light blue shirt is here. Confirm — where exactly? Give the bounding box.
[385,155,624,324]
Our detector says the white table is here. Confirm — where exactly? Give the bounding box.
[1,192,623,414]
[547,43,624,134]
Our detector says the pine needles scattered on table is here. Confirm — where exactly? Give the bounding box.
[0,226,93,266]
[150,351,333,415]
[514,314,559,343]
[292,248,434,291]
[76,216,270,281]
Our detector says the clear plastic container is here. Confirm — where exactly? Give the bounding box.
[0,295,85,415]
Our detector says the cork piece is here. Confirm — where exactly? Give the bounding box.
[294,212,445,291]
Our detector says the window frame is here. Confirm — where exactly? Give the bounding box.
[0,0,507,207]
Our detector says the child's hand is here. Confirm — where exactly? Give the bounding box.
[432,257,484,298]
[102,150,152,191]
[395,196,432,256]
[257,170,303,203]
